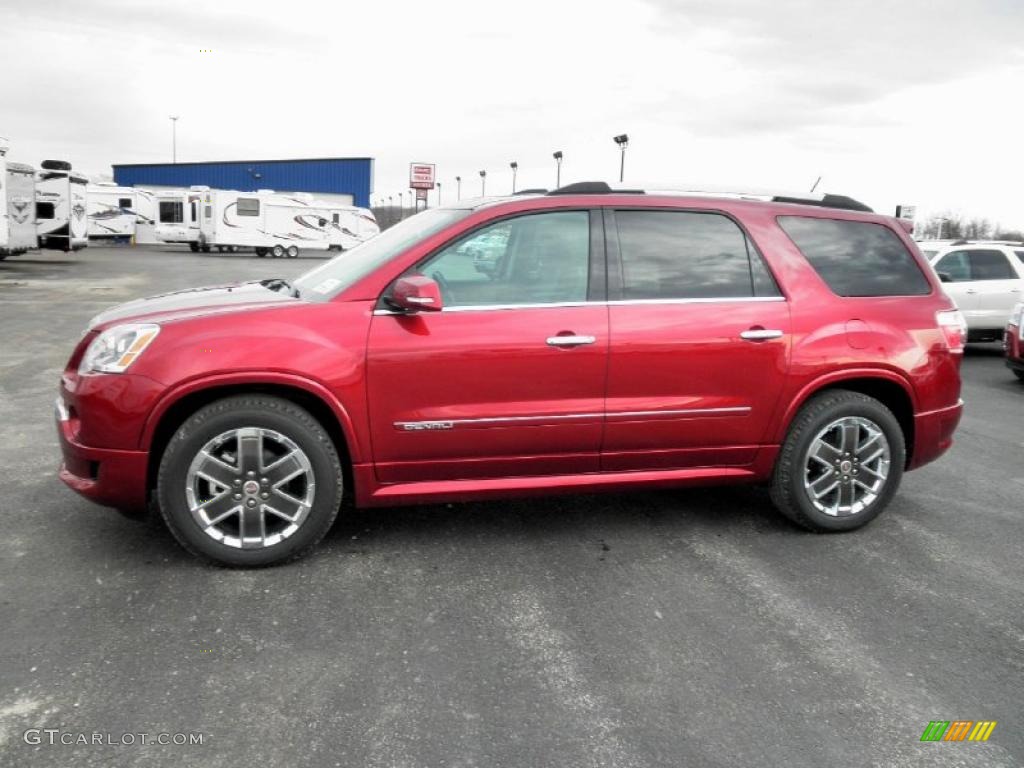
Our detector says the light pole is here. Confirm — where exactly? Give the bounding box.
[437,181,442,206]
[455,176,461,200]
[479,170,486,196]
[613,134,629,182]
[388,195,394,226]
[169,116,179,163]
[553,151,563,188]
[407,190,413,213]
[510,161,518,193]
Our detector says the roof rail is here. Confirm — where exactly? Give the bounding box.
[543,181,872,212]
[515,188,549,195]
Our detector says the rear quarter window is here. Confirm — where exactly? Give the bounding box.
[778,216,931,297]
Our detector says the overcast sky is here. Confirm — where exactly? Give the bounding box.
[2,0,1022,226]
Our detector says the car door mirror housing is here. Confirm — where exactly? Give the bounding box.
[937,271,953,283]
[388,274,444,312]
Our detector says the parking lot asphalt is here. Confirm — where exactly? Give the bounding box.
[1,245,1021,768]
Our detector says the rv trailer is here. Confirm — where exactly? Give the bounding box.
[153,187,202,249]
[86,182,136,240]
[323,203,379,251]
[179,188,335,257]
[36,160,88,251]
[0,138,37,259]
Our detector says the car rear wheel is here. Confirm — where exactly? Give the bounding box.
[156,395,343,566]
[770,390,904,532]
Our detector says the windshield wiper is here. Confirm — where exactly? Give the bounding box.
[261,278,301,299]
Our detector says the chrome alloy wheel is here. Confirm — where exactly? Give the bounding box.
[802,416,891,517]
[185,427,315,549]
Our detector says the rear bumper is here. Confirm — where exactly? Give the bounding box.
[908,399,963,470]
[55,398,148,512]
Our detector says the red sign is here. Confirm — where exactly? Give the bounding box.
[415,189,428,201]
[409,163,436,190]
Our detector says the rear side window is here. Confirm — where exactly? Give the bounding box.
[779,217,930,297]
[966,249,1014,280]
[1015,250,1024,265]
[614,210,780,300]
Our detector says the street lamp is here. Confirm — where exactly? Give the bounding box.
[407,190,413,213]
[437,181,442,206]
[553,151,563,188]
[479,170,486,196]
[169,116,179,163]
[613,134,629,182]
[510,161,518,193]
[455,175,462,200]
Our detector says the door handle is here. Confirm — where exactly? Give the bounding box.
[740,328,783,341]
[965,288,977,294]
[546,334,596,347]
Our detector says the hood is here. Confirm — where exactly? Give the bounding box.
[88,280,300,329]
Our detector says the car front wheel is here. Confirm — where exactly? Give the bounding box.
[157,395,343,566]
[770,390,905,532]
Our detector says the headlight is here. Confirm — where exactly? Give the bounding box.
[79,324,160,374]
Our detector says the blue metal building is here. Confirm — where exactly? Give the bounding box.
[112,157,374,208]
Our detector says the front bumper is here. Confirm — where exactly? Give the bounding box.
[908,399,963,470]
[55,398,149,512]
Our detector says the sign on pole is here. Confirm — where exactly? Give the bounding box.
[409,163,436,190]
[895,204,916,220]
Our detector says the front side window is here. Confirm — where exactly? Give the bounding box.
[415,211,590,307]
[934,251,971,282]
[237,198,259,217]
[159,201,184,224]
[615,210,777,300]
[966,249,1014,280]
[779,216,931,297]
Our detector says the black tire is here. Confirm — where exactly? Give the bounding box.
[188,242,199,253]
[255,247,267,257]
[156,395,343,567]
[201,244,211,253]
[770,389,905,532]
[271,244,286,259]
[286,245,299,259]
[216,245,225,253]
[1013,370,1024,382]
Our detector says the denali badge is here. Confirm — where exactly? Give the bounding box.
[397,421,454,431]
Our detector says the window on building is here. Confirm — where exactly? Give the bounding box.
[778,216,931,297]
[237,198,260,217]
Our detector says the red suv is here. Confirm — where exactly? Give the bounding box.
[56,183,965,566]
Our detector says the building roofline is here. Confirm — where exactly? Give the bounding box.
[112,157,374,169]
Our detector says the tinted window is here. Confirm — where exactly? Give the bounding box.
[36,202,55,220]
[934,251,971,282]
[237,198,259,217]
[615,211,774,299]
[779,217,930,297]
[158,201,183,223]
[118,197,132,209]
[1014,250,1024,265]
[416,211,590,307]
[967,249,1014,280]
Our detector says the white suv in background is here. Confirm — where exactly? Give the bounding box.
[918,240,1024,342]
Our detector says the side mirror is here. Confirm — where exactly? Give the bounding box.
[937,271,953,284]
[387,274,443,312]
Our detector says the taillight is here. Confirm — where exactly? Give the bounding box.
[936,309,966,353]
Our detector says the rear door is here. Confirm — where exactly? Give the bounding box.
[366,209,608,483]
[601,208,790,471]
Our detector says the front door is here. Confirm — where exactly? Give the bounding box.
[602,208,791,471]
[366,209,608,483]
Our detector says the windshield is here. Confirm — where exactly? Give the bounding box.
[293,208,471,300]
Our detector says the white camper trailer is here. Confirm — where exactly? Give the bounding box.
[184,188,334,257]
[86,182,136,240]
[323,204,379,251]
[36,160,88,251]
[153,188,202,249]
[0,138,37,259]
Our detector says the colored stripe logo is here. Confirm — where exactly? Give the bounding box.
[921,721,997,742]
